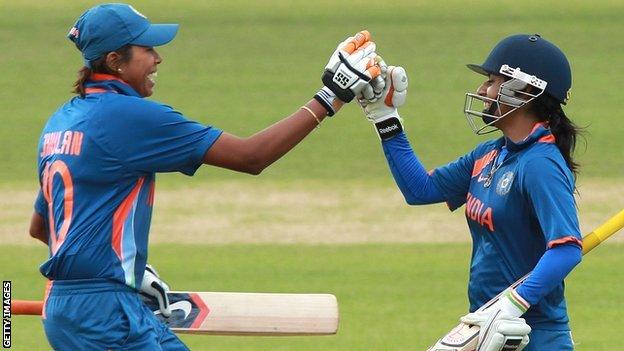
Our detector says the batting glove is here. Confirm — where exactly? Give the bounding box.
[140,264,172,318]
[358,65,408,140]
[461,288,531,351]
[314,30,382,115]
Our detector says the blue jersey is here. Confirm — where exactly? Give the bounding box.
[34,74,222,289]
[431,123,581,330]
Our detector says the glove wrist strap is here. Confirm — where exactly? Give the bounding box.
[314,86,337,116]
[374,116,403,141]
[503,289,530,316]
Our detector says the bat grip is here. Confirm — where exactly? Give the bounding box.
[582,209,624,254]
[12,300,43,315]
[582,232,602,255]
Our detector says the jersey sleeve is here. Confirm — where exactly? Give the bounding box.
[430,149,476,211]
[381,132,445,205]
[520,157,582,248]
[93,97,223,176]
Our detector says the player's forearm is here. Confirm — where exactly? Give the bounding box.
[515,243,582,306]
[205,99,338,175]
[382,132,445,204]
[248,99,330,168]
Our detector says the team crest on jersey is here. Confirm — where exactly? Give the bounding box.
[496,171,514,196]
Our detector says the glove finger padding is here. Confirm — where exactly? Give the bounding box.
[343,51,382,100]
[357,63,408,140]
[140,267,172,317]
[324,31,371,73]
[144,264,170,291]
[460,311,489,326]
[321,30,382,103]
[343,41,377,67]
[342,30,371,54]
[360,84,375,101]
[384,66,408,108]
[476,313,531,351]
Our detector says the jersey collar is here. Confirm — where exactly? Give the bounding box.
[503,122,555,152]
[84,73,142,97]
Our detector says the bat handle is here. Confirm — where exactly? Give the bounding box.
[12,300,43,315]
[582,209,624,254]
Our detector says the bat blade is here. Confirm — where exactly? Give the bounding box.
[144,291,339,336]
[12,291,339,336]
[427,208,624,350]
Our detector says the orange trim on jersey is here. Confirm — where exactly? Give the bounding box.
[529,122,548,135]
[548,236,582,249]
[538,134,556,143]
[471,149,498,177]
[90,73,127,83]
[112,178,145,261]
[42,280,53,319]
[85,87,117,94]
[147,179,155,206]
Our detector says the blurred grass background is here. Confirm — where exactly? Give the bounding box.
[1,0,623,185]
[1,0,623,350]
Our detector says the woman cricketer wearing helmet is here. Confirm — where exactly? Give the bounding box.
[360,34,583,350]
[28,3,383,350]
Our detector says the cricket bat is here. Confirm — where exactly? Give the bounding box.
[12,291,339,336]
[427,208,624,351]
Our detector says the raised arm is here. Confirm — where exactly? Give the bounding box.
[358,64,445,204]
[204,30,382,175]
[203,99,334,175]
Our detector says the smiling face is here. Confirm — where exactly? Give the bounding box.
[476,74,507,117]
[116,45,162,97]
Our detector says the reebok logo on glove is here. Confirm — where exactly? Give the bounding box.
[375,117,403,140]
[379,124,399,134]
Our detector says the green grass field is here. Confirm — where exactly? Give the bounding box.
[4,244,623,350]
[1,0,624,350]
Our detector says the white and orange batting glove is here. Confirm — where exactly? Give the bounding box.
[461,288,531,351]
[314,30,382,115]
[358,64,408,140]
[140,264,172,317]
[364,55,388,103]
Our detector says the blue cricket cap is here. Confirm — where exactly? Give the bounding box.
[67,3,179,68]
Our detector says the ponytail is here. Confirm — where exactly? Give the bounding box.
[530,94,582,177]
[72,45,133,98]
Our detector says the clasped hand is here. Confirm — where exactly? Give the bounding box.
[318,30,408,140]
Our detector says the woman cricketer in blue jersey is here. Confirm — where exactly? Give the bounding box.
[28,3,383,350]
[360,35,583,350]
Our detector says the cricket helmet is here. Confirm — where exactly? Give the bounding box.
[464,34,572,134]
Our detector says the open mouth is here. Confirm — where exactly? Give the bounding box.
[147,72,157,84]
